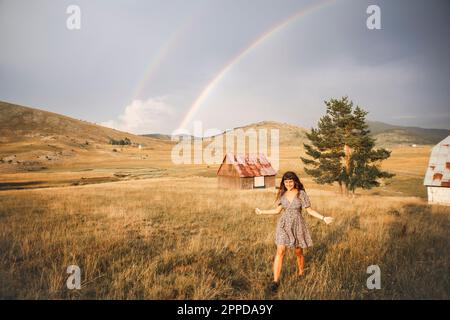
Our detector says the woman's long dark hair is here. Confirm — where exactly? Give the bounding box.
[276,171,305,201]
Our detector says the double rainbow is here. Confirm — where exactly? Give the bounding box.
[129,0,337,131]
[177,0,337,131]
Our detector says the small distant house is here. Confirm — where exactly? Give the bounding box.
[423,136,450,205]
[217,153,277,189]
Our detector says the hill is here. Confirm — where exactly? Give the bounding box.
[367,121,450,146]
[0,101,161,145]
[1,100,447,186]
[141,133,173,140]
[229,120,308,145]
[0,101,172,174]
[146,120,449,148]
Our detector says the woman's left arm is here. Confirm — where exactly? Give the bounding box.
[305,207,334,225]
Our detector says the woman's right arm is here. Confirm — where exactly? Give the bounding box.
[255,205,283,215]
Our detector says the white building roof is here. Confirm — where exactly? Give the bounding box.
[424,135,450,187]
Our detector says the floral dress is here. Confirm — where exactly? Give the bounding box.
[275,190,313,248]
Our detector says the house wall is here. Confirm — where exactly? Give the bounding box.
[265,176,276,188]
[240,177,254,189]
[217,162,277,189]
[427,186,450,205]
[218,176,276,189]
[218,176,240,189]
[217,164,239,177]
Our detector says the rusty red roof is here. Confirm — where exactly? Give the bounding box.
[219,153,277,177]
[424,135,450,187]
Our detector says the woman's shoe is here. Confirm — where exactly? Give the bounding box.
[268,281,279,293]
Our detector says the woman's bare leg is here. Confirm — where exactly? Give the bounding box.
[294,247,305,276]
[273,245,286,282]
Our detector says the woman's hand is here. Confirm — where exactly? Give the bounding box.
[323,216,334,225]
[255,208,262,215]
[305,207,333,223]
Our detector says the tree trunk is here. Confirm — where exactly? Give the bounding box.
[343,144,352,197]
[342,184,349,196]
[344,144,352,173]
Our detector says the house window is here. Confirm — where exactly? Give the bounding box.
[254,176,265,188]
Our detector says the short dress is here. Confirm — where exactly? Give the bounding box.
[275,190,313,248]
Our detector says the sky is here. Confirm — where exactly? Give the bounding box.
[0,0,449,135]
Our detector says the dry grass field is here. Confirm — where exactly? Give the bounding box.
[0,102,449,300]
[0,168,449,299]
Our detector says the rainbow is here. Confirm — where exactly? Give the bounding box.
[131,16,195,100]
[177,0,337,131]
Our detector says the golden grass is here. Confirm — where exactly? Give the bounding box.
[0,177,448,299]
[0,145,431,194]
[1,102,446,299]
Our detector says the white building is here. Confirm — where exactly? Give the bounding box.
[423,136,450,205]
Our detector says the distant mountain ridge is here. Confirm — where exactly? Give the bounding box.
[1,100,448,149]
[366,121,450,146]
[142,120,449,147]
[141,133,172,140]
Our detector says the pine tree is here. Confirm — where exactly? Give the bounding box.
[301,96,394,195]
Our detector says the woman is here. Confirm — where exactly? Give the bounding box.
[255,171,333,292]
